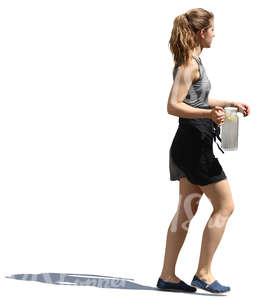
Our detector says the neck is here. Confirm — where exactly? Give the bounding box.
[192,45,203,58]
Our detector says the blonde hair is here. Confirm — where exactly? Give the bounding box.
[169,8,214,69]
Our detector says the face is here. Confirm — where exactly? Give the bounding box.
[200,19,215,48]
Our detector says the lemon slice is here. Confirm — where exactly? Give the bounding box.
[225,114,237,122]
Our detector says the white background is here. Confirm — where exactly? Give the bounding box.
[0,0,273,298]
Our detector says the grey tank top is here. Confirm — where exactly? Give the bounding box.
[172,56,211,108]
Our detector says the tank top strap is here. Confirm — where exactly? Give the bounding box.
[192,55,201,64]
[192,55,202,82]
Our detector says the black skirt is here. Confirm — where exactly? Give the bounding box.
[169,110,227,186]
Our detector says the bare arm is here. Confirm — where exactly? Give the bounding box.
[167,62,212,119]
[208,98,235,108]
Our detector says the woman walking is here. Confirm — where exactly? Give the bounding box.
[156,8,250,294]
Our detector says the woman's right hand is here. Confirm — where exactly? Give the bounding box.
[210,106,225,126]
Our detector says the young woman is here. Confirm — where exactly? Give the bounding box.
[156,8,250,294]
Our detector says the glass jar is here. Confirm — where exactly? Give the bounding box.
[220,107,239,151]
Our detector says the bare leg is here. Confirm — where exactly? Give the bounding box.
[159,177,203,283]
[195,179,234,284]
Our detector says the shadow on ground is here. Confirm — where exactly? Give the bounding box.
[5,272,226,296]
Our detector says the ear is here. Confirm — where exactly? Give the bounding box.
[199,28,206,38]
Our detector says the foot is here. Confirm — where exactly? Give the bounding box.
[157,277,197,293]
[191,275,230,293]
[195,272,216,285]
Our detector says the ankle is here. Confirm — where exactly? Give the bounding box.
[160,273,180,282]
[196,268,212,277]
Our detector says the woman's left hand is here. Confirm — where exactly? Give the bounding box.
[232,101,251,117]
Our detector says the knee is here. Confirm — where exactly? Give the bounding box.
[171,206,199,232]
[215,204,235,216]
[191,205,199,218]
[227,202,235,215]
[183,199,200,221]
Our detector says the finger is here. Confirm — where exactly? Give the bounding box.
[243,104,250,115]
[216,110,225,114]
[243,104,249,110]
[217,113,225,117]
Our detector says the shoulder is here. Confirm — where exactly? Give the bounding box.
[174,59,199,83]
